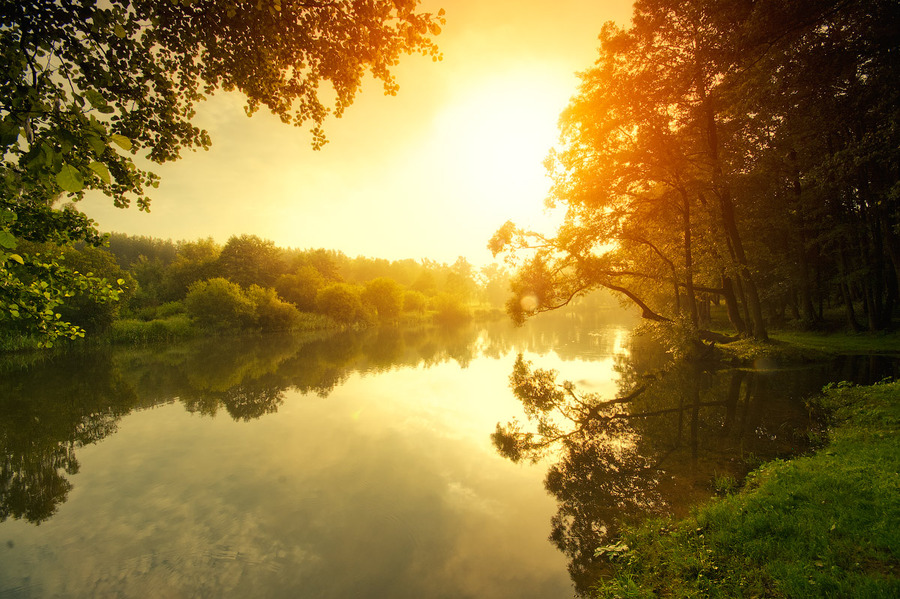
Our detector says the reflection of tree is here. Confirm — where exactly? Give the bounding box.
[0,352,137,524]
[493,341,825,595]
[0,318,646,530]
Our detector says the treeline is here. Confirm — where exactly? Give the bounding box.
[493,0,900,339]
[18,232,515,341]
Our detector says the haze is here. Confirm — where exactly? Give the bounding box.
[78,0,633,266]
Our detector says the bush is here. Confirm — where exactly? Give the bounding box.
[185,278,255,330]
[247,285,301,331]
[316,283,365,325]
[432,293,472,326]
[362,277,404,324]
[402,290,428,313]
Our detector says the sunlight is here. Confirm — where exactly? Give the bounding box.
[430,70,569,227]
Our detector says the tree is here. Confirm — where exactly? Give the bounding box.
[1,0,444,344]
[216,234,284,288]
[316,282,364,325]
[274,266,324,312]
[362,277,404,324]
[246,284,300,331]
[184,277,255,330]
[160,237,221,301]
[494,0,899,340]
[1,202,123,346]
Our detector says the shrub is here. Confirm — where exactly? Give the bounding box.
[432,293,472,325]
[316,283,364,325]
[402,290,428,313]
[362,277,404,323]
[247,285,301,331]
[185,278,255,330]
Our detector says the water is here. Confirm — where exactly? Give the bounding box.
[0,317,893,597]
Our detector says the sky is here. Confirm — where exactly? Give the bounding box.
[79,0,634,267]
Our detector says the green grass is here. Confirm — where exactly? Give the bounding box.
[771,330,900,355]
[591,381,900,598]
[716,330,900,367]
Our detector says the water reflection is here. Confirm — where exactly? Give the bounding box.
[0,352,137,523]
[496,330,900,595]
[0,317,615,528]
[3,317,617,598]
[6,315,889,597]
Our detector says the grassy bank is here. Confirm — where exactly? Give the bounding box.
[591,380,900,598]
[715,330,900,366]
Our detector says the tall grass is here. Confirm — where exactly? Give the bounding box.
[109,315,195,344]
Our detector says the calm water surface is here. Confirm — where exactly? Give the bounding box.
[0,316,893,597]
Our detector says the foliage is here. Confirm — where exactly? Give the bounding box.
[493,0,900,340]
[1,0,444,345]
[431,292,472,326]
[316,282,365,326]
[107,233,177,268]
[246,284,301,332]
[1,205,125,347]
[160,237,221,301]
[274,265,324,311]
[217,234,284,288]
[362,277,404,324]
[52,242,134,333]
[184,277,255,331]
[402,290,428,313]
[109,314,194,344]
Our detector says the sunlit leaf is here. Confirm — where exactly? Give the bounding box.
[84,89,107,109]
[86,133,106,156]
[89,161,111,184]
[56,164,84,192]
[114,23,127,38]
[0,230,16,249]
[110,134,132,151]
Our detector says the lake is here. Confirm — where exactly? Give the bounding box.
[1,315,894,597]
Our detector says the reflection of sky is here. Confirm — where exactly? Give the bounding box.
[0,354,584,598]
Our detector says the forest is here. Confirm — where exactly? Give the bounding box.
[1,230,520,348]
[492,0,899,341]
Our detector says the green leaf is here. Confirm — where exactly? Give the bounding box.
[86,133,106,156]
[0,229,16,249]
[9,254,24,265]
[89,161,112,184]
[56,164,84,193]
[110,134,132,151]
[114,23,127,38]
[84,89,107,109]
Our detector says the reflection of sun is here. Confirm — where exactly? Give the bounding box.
[431,70,569,227]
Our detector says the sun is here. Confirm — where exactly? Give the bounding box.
[429,69,571,228]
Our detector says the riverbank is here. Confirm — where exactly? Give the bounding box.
[715,330,900,366]
[591,376,900,598]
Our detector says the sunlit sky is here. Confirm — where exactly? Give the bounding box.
[79,1,634,267]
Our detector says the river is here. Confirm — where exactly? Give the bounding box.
[0,314,895,597]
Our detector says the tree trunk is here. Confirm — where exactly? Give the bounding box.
[681,190,699,326]
[721,273,747,335]
[700,88,767,339]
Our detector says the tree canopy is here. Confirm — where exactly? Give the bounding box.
[493,0,900,340]
[1,0,444,345]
